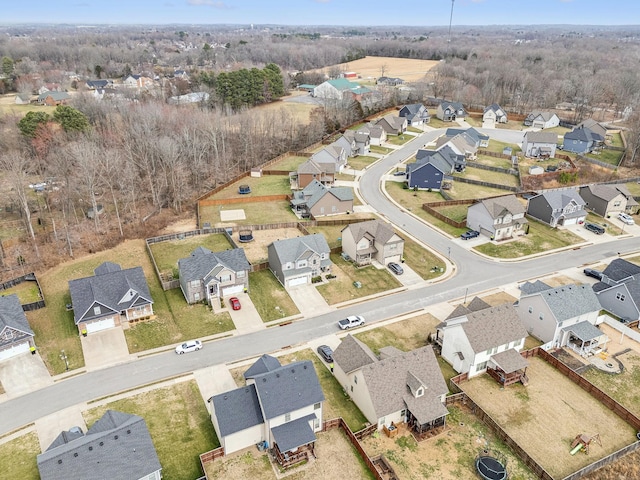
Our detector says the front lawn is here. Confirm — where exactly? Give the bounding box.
[474,217,583,258]
[426,117,449,129]
[0,432,40,480]
[386,134,413,146]
[354,313,438,354]
[0,280,41,304]
[316,254,401,304]
[248,269,299,322]
[347,155,379,171]
[455,166,520,187]
[83,380,218,480]
[402,236,446,280]
[385,181,443,210]
[149,233,232,273]
[369,145,394,155]
[199,200,302,227]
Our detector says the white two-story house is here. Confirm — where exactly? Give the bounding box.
[466,195,528,241]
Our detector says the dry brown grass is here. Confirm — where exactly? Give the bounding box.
[461,356,637,479]
[237,227,304,263]
[313,56,440,82]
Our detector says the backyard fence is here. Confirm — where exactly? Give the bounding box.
[198,194,291,208]
[421,199,474,229]
[466,160,519,176]
[451,176,520,192]
[576,153,620,170]
[477,149,513,160]
[0,272,45,311]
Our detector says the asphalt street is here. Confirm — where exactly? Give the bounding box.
[0,127,637,436]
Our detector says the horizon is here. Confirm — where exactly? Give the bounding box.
[2,0,638,27]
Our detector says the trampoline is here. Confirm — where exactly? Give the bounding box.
[238,184,251,194]
[475,455,507,480]
[239,229,254,243]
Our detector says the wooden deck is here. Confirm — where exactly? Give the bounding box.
[487,367,527,387]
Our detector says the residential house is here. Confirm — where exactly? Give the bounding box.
[376,76,405,86]
[312,79,371,101]
[406,146,464,191]
[466,195,528,241]
[399,104,430,126]
[357,123,386,146]
[210,355,324,466]
[444,127,489,148]
[123,74,154,89]
[342,130,371,156]
[516,281,606,355]
[592,259,640,323]
[333,335,449,434]
[435,299,529,379]
[332,135,356,158]
[85,79,111,90]
[178,247,250,305]
[340,219,404,266]
[290,180,353,218]
[577,119,607,140]
[523,111,560,129]
[436,101,467,122]
[37,410,162,480]
[68,262,154,334]
[173,69,190,80]
[374,115,407,136]
[267,234,331,288]
[37,91,71,106]
[439,132,478,160]
[483,103,508,127]
[38,83,61,94]
[310,145,347,173]
[579,184,628,218]
[294,159,335,189]
[0,294,36,362]
[522,131,558,158]
[15,93,31,105]
[526,189,587,227]
[563,127,604,154]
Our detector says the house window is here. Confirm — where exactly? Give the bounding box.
[297,260,307,268]
[237,271,245,278]
[332,205,337,212]
[219,274,232,283]
[614,201,621,207]
[350,385,353,393]
[539,313,544,320]
[353,375,357,384]
[528,306,533,314]
[314,417,320,430]
[93,306,101,315]
[314,402,321,410]
[416,387,424,397]
[285,413,291,422]
[616,292,626,302]
[486,347,497,355]
[476,361,488,372]
[190,280,199,288]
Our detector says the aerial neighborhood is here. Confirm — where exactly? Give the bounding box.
[1,17,640,480]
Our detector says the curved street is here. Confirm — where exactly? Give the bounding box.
[0,127,637,436]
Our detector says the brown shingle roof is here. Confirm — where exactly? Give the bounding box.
[480,195,526,219]
[490,348,528,374]
[461,304,528,354]
[333,334,377,374]
[341,219,401,246]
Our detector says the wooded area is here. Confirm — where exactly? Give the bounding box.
[0,23,639,279]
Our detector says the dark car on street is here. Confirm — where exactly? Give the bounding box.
[461,230,480,240]
[583,268,603,280]
[317,345,334,363]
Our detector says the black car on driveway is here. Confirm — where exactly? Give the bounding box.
[317,345,333,363]
[583,268,603,280]
[461,230,480,240]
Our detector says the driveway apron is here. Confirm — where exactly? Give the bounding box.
[35,405,87,451]
[228,293,265,334]
[81,327,131,371]
[0,352,52,399]
[287,284,332,317]
[193,364,238,409]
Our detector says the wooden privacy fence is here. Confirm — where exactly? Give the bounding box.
[477,149,513,160]
[576,153,620,170]
[0,272,45,311]
[466,160,519,176]
[421,199,474,229]
[198,194,291,207]
[451,176,519,192]
[199,446,224,466]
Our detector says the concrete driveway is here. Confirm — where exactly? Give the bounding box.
[288,284,332,317]
[35,405,87,451]
[193,364,238,409]
[391,263,424,288]
[81,327,131,371]
[0,352,52,399]
[227,293,264,334]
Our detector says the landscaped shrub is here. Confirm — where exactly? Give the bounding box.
[311,275,322,283]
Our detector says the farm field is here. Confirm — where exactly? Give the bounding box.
[312,56,440,82]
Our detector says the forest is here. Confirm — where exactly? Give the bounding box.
[0,23,639,278]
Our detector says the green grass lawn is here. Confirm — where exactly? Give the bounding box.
[446,181,513,200]
[474,153,513,170]
[482,139,523,155]
[407,126,422,134]
[542,125,572,135]
[426,117,449,129]
[316,254,401,304]
[0,431,40,480]
[455,166,519,187]
[585,212,623,236]
[0,281,41,304]
[207,175,292,200]
[149,234,232,274]
[266,155,309,171]
[277,349,369,432]
[608,132,624,148]
[83,380,218,480]
[402,236,446,280]
[432,204,468,222]
[624,182,640,196]
[199,200,302,227]
[586,149,623,166]
[248,269,299,322]
[385,181,443,210]
[464,115,483,127]
[386,134,413,146]
[347,155,379,170]
[474,217,583,258]
[369,145,394,155]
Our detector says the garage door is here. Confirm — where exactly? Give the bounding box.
[222,284,244,296]
[85,317,116,334]
[563,217,578,226]
[287,276,308,288]
[0,341,30,361]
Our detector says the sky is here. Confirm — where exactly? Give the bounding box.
[1,0,638,26]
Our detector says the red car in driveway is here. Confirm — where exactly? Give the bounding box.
[229,297,241,310]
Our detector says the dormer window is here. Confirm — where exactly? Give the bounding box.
[416,387,424,398]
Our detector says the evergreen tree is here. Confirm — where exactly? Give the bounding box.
[53,105,90,133]
[17,111,50,138]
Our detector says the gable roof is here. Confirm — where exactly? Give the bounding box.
[526,111,557,122]
[478,195,526,219]
[292,180,353,209]
[520,280,552,295]
[333,334,378,374]
[341,219,402,246]
[565,126,603,143]
[537,189,586,210]
[178,247,250,283]
[211,383,264,436]
[524,131,558,144]
[297,158,334,175]
[0,294,34,338]
[37,410,161,480]
[490,348,528,374]
[602,259,640,283]
[244,354,282,379]
[444,127,488,146]
[581,184,626,202]
[523,284,601,322]
[269,234,330,266]
[37,91,71,102]
[68,263,153,325]
[577,118,607,138]
[484,103,505,115]
[460,304,528,353]
[252,360,324,419]
[440,100,465,112]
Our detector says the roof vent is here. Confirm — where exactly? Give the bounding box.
[58,460,62,464]
[263,378,267,382]
[291,368,295,373]
[88,446,93,451]
[126,430,131,434]
[303,365,307,369]
[74,453,78,457]
[223,395,228,400]
[276,373,280,378]
[99,442,104,447]
[114,435,118,440]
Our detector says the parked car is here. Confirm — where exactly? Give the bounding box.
[393,170,406,176]
[338,315,365,330]
[387,262,404,275]
[583,268,603,280]
[229,297,241,310]
[584,222,605,235]
[317,345,334,363]
[461,230,480,240]
[175,340,202,354]
[618,212,635,225]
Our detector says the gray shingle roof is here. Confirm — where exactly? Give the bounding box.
[562,321,605,342]
[361,346,449,422]
[582,184,626,202]
[520,280,552,295]
[178,247,250,284]
[525,131,558,144]
[490,348,528,374]
[297,158,333,175]
[294,179,353,209]
[602,259,640,283]
[0,294,34,340]
[333,334,378,374]
[211,384,264,436]
[270,414,317,452]
[37,410,161,480]
[341,219,401,247]
[461,304,528,353]
[480,195,526,219]
[467,296,492,312]
[538,189,585,210]
[525,284,601,322]
[253,360,324,420]
[68,263,153,325]
[269,234,331,268]
[526,111,556,122]
[244,354,282,379]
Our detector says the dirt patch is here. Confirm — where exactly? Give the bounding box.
[204,428,371,480]
[314,56,440,82]
[544,275,580,287]
[461,356,637,478]
[235,228,304,263]
[157,218,197,234]
[479,292,518,306]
